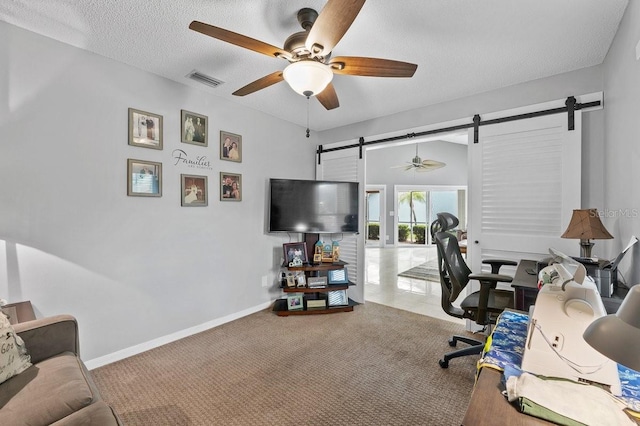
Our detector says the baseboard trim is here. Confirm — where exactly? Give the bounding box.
[85,301,273,370]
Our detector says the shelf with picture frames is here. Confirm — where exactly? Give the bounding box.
[273,262,356,316]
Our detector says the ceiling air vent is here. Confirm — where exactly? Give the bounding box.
[186,70,224,89]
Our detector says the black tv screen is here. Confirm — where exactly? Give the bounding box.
[269,179,359,234]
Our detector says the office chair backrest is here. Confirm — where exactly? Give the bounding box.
[435,230,472,304]
[431,213,471,318]
[429,212,459,239]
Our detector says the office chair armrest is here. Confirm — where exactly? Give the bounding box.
[468,273,513,284]
[482,259,518,274]
[470,273,513,326]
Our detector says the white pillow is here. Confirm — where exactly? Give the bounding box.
[0,312,32,384]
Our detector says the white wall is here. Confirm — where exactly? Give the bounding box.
[366,140,467,244]
[0,22,316,363]
[603,0,640,284]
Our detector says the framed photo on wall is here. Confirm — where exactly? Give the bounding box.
[220,131,242,162]
[127,159,162,197]
[128,108,163,149]
[181,174,208,207]
[181,110,208,147]
[220,172,242,201]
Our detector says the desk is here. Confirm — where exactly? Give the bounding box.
[463,310,549,425]
[511,259,626,314]
[463,368,551,425]
[463,310,640,425]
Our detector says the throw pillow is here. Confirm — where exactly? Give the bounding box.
[0,312,32,385]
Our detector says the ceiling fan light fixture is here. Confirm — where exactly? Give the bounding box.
[283,60,333,97]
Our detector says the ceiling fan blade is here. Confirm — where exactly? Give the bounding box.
[329,56,417,77]
[305,0,366,58]
[189,21,291,60]
[232,71,284,96]
[415,160,446,171]
[422,160,446,167]
[316,83,340,110]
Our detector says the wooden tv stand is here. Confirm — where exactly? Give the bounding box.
[273,261,356,316]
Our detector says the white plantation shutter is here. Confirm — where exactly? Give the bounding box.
[481,124,565,236]
[321,156,359,181]
[316,145,364,303]
[469,110,582,280]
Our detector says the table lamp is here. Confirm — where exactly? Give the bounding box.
[561,209,613,258]
[583,284,640,372]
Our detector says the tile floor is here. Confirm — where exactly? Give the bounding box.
[364,245,464,324]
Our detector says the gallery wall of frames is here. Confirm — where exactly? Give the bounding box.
[127,107,243,206]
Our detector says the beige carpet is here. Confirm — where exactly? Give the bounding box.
[92,302,478,425]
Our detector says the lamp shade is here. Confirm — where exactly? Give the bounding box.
[583,284,640,372]
[283,60,333,97]
[561,209,613,240]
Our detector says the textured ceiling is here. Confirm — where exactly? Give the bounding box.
[0,0,628,131]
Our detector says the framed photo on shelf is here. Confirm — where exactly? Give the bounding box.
[181,110,208,147]
[328,268,349,284]
[295,271,306,288]
[181,174,208,207]
[307,276,327,288]
[127,159,162,197]
[220,131,242,162]
[328,289,349,307]
[220,172,242,201]
[286,293,304,311]
[283,242,308,267]
[286,272,296,288]
[128,108,163,150]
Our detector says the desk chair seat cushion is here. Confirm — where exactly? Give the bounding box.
[460,288,514,319]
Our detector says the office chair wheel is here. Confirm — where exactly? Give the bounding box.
[448,337,457,347]
[439,359,449,368]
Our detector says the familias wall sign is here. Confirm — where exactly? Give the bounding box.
[172,149,213,171]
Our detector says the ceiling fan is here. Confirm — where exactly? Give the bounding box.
[391,144,446,172]
[189,0,417,110]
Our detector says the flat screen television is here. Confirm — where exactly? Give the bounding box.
[268,178,359,234]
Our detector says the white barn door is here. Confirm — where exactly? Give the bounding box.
[468,109,582,278]
[316,145,365,303]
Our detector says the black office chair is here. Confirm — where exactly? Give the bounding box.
[430,213,516,368]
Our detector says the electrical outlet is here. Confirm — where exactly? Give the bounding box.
[636,39,640,60]
[261,275,269,288]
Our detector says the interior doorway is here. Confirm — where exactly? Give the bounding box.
[363,132,469,320]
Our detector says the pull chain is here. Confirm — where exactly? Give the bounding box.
[306,96,310,138]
